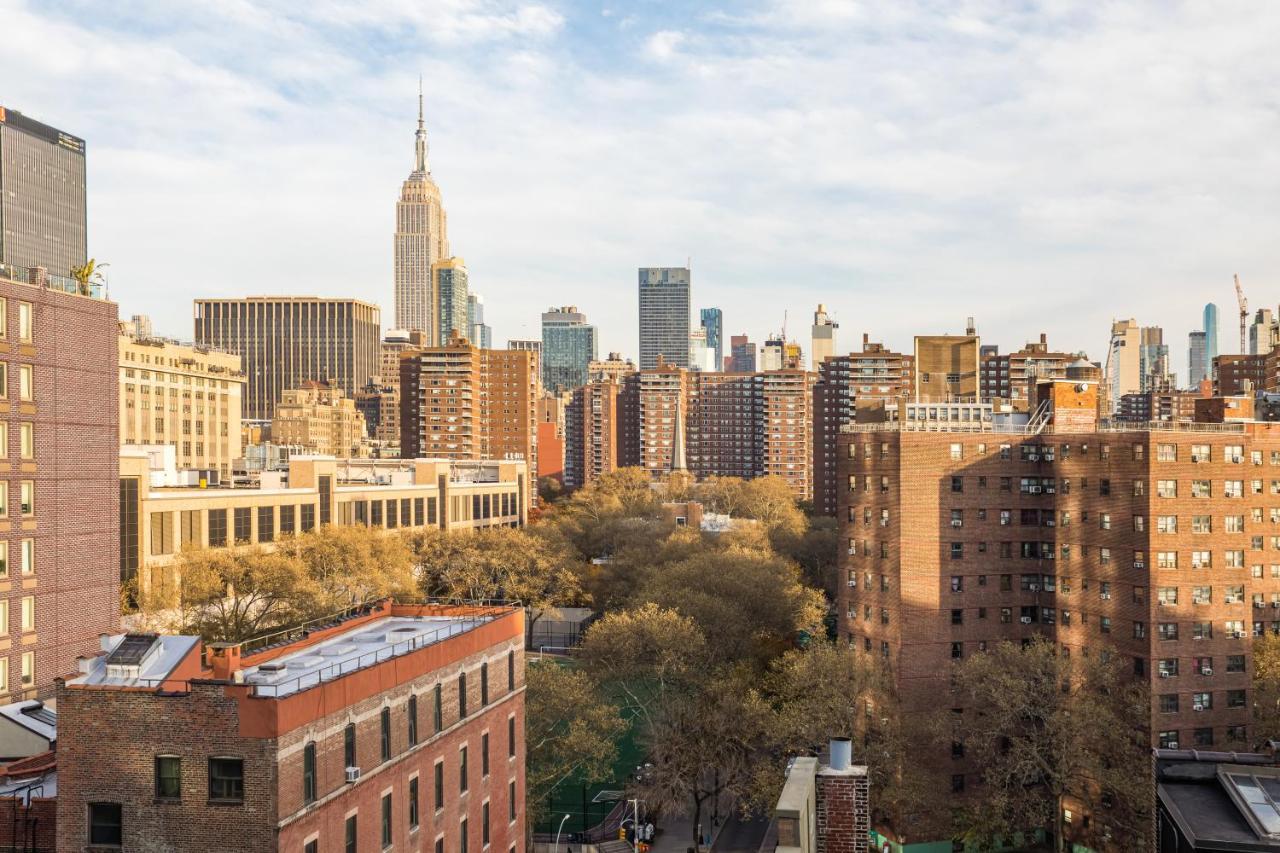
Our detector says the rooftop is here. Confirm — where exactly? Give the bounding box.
[1158,749,1280,850]
[0,700,56,742]
[0,262,107,301]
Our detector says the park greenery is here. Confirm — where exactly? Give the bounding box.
[126,466,1154,850]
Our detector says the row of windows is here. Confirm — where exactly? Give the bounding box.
[0,362,35,402]
[0,300,34,344]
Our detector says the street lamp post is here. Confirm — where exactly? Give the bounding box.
[554,814,571,853]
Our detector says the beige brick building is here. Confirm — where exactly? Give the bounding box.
[120,451,528,597]
[272,382,367,458]
[119,328,245,476]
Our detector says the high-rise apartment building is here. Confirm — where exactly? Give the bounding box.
[588,352,636,385]
[729,335,757,373]
[468,293,491,350]
[688,327,716,372]
[838,381,1280,842]
[541,306,597,392]
[812,336,915,516]
[811,304,838,367]
[632,359,690,476]
[978,334,1077,411]
[637,267,690,370]
[565,381,623,490]
[364,329,430,446]
[0,263,119,702]
[1189,330,1208,389]
[394,88,450,337]
[914,330,981,400]
[56,599,526,852]
[193,297,380,420]
[1213,354,1268,398]
[400,336,537,501]
[119,327,245,476]
[0,107,86,276]
[271,382,368,457]
[1105,319,1168,413]
[1250,308,1274,356]
[699,308,723,371]
[433,257,469,346]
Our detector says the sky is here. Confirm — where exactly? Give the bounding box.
[3,0,1280,384]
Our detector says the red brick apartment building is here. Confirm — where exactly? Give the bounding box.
[0,263,119,703]
[55,600,526,852]
[839,379,1280,838]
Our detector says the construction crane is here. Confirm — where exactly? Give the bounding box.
[1235,274,1248,353]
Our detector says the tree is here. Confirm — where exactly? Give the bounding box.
[772,515,841,600]
[69,258,108,296]
[1253,632,1280,742]
[579,603,707,726]
[411,526,583,645]
[277,524,416,614]
[951,640,1152,852]
[634,677,768,847]
[541,468,664,560]
[525,661,626,826]
[735,476,807,539]
[166,547,317,642]
[747,642,931,831]
[633,546,825,668]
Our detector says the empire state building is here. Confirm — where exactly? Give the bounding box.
[394,84,450,338]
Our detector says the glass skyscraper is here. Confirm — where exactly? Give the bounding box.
[0,107,87,275]
[541,306,598,391]
[700,307,723,371]
[434,258,469,345]
[1203,302,1219,374]
[638,267,691,370]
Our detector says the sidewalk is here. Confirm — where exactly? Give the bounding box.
[648,792,735,853]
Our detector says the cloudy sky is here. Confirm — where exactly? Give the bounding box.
[4,0,1279,382]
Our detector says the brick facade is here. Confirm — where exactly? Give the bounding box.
[0,272,119,703]
[815,770,869,853]
[55,604,526,853]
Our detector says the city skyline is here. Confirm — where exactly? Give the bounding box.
[4,2,1279,383]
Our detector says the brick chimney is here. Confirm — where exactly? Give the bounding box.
[206,643,242,681]
[815,738,869,853]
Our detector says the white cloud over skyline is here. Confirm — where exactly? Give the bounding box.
[3,0,1279,381]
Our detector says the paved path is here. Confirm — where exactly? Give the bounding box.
[710,812,771,853]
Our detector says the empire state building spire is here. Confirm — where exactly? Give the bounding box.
[414,75,429,173]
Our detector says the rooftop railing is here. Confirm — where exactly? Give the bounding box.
[0,262,108,300]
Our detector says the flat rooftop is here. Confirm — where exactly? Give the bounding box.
[242,613,499,698]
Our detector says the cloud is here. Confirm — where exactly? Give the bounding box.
[2,0,1279,385]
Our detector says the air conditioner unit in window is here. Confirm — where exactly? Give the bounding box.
[346,766,361,783]
[1020,616,1032,624]
[1168,741,1179,749]
[1030,584,1040,592]
[1271,602,1280,608]
[1134,561,1145,568]
[1101,593,1112,600]
[1256,602,1267,608]
[1193,704,1204,712]
[1029,454,1040,461]
[951,520,962,527]
[1158,600,1168,606]
[1046,519,1056,527]
[1203,668,1213,676]
[1237,631,1248,639]
[1159,671,1170,678]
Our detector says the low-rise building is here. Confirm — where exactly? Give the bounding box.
[55,599,526,853]
[119,450,528,596]
[1156,747,1280,850]
[272,382,368,458]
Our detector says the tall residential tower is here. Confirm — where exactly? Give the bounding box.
[0,107,87,275]
[541,306,598,391]
[393,84,450,338]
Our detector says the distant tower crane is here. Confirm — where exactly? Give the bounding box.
[1235,274,1248,353]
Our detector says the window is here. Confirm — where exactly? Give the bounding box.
[459,672,468,718]
[508,651,515,691]
[482,732,490,776]
[460,745,469,792]
[508,716,516,757]
[382,793,393,849]
[307,841,318,853]
[381,707,392,762]
[19,481,33,515]
[18,365,32,401]
[20,595,33,632]
[408,694,419,746]
[345,723,357,769]
[88,802,123,846]
[1157,479,1177,498]
[1157,443,1176,462]
[19,423,33,459]
[410,776,421,829]
[17,302,31,342]
[155,755,181,799]
[481,662,489,706]
[20,652,33,687]
[483,801,491,847]
[434,761,445,809]
[303,742,317,804]
[461,818,470,853]
[346,815,358,853]
[208,757,244,802]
